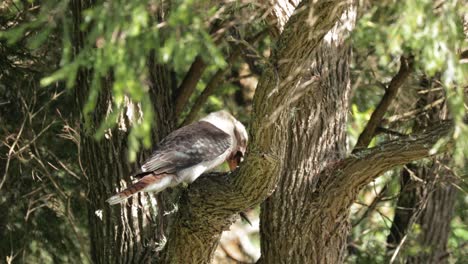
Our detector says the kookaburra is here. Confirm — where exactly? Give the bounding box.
[106,110,248,205]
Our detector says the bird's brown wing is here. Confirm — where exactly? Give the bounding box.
[133,121,231,178]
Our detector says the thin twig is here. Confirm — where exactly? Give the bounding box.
[0,116,27,191]
[384,98,445,124]
[47,150,81,180]
[389,234,408,263]
[10,121,56,159]
[376,127,408,137]
[353,184,388,227]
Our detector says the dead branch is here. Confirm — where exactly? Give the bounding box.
[175,56,207,116]
[354,56,414,150]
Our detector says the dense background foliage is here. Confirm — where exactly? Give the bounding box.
[0,0,466,263]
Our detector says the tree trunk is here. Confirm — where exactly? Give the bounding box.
[159,1,455,262]
[407,179,457,264]
[258,5,356,263]
[161,1,353,263]
[71,1,175,262]
[387,79,458,264]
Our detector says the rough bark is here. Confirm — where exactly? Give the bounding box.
[258,2,458,262]
[258,5,355,263]
[406,179,457,264]
[72,1,175,262]
[161,1,352,263]
[303,120,454,264]
[161,1,458,262]
[264,0,301,36]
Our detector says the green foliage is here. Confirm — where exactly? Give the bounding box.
[349,1,467,262]
[3,0,227,161]
[0,79,89,263]
[353,0,467,166]
[348,104,373,148]
[449,215,468,261]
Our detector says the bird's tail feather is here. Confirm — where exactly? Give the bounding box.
[106,174,172,205]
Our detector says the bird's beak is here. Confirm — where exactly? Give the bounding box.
[227,151,244,171]
[227,158,238,171]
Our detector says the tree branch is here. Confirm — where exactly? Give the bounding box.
[174,20,232,117]
[320,120,454,201]
[383,98,445,124]
[354,56,414,150]
[174,56,207,117]
[181,29,269,126]
[376,126,408,137]
[181,50,241,126]
[162,1,351,262]
[263,0,300,36]
[352,184,388,227]
[175,28,268,118]
[161,153,278,263]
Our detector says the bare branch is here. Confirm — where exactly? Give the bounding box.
[174,56,207,117]
[181,29,269,126]
[352,184,388,227]
[0,114,27,191]
[175,6,272,118]
[181,51,240,126]
[376,127,408,137]
[354,56,414,150]
[174,19,231,117]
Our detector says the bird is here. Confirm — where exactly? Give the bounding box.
[106,110,248,205]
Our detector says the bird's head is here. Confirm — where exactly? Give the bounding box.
[200,110,248,171]
[228,117,248,171]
